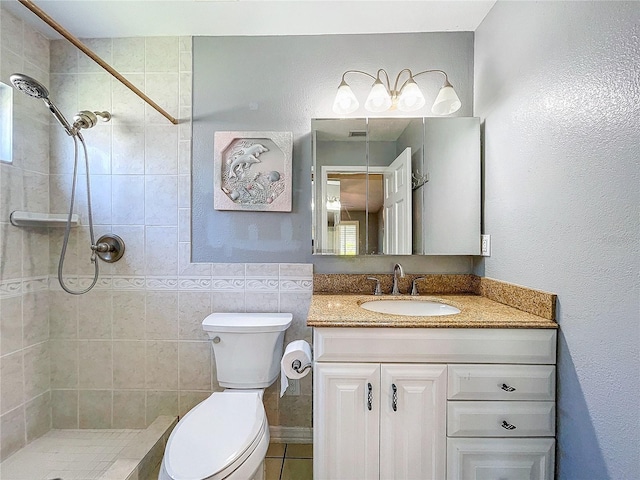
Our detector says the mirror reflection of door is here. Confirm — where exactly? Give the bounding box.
[383,147,412,254]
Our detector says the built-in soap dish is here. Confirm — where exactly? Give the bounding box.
[10,211,79,227]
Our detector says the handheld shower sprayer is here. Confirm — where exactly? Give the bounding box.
[9,73,122,295]
[9,73,111,136]
[10,73,76,136]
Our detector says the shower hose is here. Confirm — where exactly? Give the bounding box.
[58,132,100,295]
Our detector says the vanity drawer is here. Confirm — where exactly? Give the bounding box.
[448,365,555,400]
[447,401,555,437]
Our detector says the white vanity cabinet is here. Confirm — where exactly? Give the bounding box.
[315,363,447,480]
[313,327,557,480]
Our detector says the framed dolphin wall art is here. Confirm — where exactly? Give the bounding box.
[213,131,293,212]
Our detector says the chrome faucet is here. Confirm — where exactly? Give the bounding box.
[391,263,405,295]
[410,277,427,296]
[366,277,383,296]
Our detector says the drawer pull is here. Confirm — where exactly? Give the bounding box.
[501,420,517,430]
[367,383,373,411]
[501,383,516,392]
[392,384,398,412]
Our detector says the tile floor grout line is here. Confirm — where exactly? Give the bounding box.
[279,444,288,480]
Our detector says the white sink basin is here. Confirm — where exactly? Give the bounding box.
[360,299,461,317]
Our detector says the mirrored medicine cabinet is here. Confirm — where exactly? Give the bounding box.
[312,117,480,256]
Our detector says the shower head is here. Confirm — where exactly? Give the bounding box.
[10,73,75,136]
[9,73,49,99]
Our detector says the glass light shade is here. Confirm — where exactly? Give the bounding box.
[364,80,392,112]
[326,198,341,211]
[431,85,461,115]
[397,79,426,112]
[332,82,359,114]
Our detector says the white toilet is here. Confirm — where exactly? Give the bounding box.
[159,312,293,480]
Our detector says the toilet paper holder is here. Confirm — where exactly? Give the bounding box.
[292,359,312,374]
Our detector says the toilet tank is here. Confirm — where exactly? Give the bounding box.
[202,313,292,388]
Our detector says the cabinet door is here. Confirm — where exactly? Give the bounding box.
[314,363,380,480]
[380,364,447,480]
[447,437,555,480]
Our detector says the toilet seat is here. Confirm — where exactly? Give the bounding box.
[164,391,266,480]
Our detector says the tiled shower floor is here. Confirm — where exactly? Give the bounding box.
[0,429,141,480]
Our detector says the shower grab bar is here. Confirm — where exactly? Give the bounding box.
[17,0,179,126]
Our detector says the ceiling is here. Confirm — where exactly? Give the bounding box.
[1,0,496,39]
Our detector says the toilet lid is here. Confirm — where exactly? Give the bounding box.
[164,391,265,480]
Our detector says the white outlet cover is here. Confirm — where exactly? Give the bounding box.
[481,234,491,256]
[287,378,300,396]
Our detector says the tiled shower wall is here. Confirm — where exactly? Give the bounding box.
[46,37,313,431]
[0,8,52,461]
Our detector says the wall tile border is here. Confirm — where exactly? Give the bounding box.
[0,276,49,299]
[46,264,313,294]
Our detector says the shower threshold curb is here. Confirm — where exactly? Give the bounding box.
[98,416,178,480]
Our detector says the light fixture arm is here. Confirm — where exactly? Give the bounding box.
[396,69,449,93]
[376,68,392,91]
[340,69,378,83]
[341,69,394,91]
[392,68,416,94]
[344,68,451,101]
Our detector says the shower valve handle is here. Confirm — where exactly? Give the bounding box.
[91,242,113,253]
[91,235,126,263]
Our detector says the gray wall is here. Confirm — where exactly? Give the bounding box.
[474,2,639,478]
[192,33,474,273]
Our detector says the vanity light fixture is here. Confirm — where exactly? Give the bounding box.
[326,196,342,212]
[332,68,461,115]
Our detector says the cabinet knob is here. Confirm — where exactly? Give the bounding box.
[213,336,221,344]
[392,383,398,412]
[501,383,516,392]
[501,420,517,430]
[367,383,373,411]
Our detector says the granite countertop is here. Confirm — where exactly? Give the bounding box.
[307,294,559,329]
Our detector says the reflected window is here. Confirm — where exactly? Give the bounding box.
[0,81,12,163]
[336,221,359,255]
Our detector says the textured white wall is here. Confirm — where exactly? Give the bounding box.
[475,2,639,478]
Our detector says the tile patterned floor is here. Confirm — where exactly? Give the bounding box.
[1,437,311,480]
[265,443,313,480]
[0,429,141,480]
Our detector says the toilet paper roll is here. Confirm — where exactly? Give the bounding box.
[280,340,312,397]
